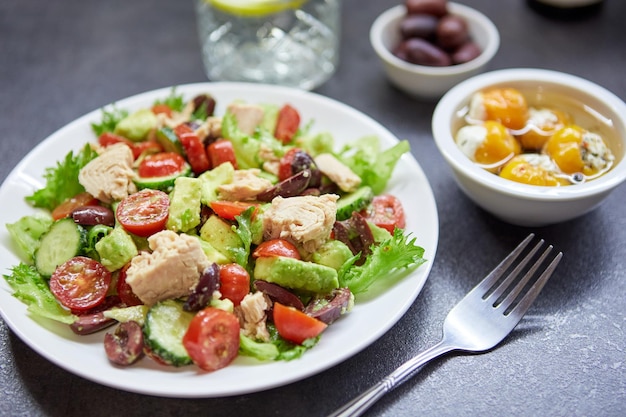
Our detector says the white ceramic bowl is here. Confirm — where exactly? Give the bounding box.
[432,68,626,227]
[370,3,500,100]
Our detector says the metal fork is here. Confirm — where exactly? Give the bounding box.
[329,233,562,417]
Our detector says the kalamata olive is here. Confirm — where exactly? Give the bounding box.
[184,263,220,312]
[404,38,452,66]
[291,150,321,188]
[70,311,116,335]
[304,288,352,324]
[333,212,375,264]
[71,205,115,227]
[254,280,305,310]
[405,0,448,17]
[451,41,482,64]
[436,15,469,50]
[256,169,312,201]
[400,14,439,40]
[104,321,145,366]
[192,94,216,118]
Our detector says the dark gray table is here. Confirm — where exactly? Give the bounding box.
[1,0,624,416]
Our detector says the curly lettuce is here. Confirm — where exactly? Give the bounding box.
[3,264,76,324]
[339,228,426,294]
[338,136,410,194]
[25,144,98,211]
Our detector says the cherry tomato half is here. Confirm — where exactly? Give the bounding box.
[274,104,300,144]
[49,256,111,312]
[131,141,163,160]
[210,201,258,221]
[219,263,250,306]
[174,124,210,174]
[252,239,301,260]
[51,192,99,220]
[361,194,406,234]
[273,302,327,345]
[98,132,133,148]
[116,189,170,237]
[207,139,238,169]
[182,307,240,372]
[116,263,143,306]
[138,152,187,178]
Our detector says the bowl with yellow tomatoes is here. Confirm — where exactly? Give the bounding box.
[432,68,626,226]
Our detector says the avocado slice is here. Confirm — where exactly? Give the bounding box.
[254,256,339,294]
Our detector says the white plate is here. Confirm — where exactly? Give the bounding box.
[0,83,439,398]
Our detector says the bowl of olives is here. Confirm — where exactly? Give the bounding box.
[370,0,499,99]
[432,68,626,226]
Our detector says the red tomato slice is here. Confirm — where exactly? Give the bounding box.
[131,140,163,160]
[49,256,111,312]
[278,148,300,181]
[51,192,99,220]
[210,201,257,221]
[218,263,250,306]
[174,124,210,174]
[361,194,406,233]
[252,239,301,260]
[273,302,327,345]
[207,139,238,169]
[274,104,300,144]
[182,307,240,372]
[116,263,143,306]
[137,152,187,178]
[116,189,170,237]
[151,103,173,117]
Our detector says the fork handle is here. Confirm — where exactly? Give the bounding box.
[328,340,454,417]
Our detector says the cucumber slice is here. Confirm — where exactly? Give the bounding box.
[336,186,374,221]
[155,127,184,155]
[134,162,192,192]
[35,218,86,277]
[143,300,194,367]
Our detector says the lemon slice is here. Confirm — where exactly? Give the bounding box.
[207,0,307,17]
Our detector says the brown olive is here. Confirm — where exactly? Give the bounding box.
[404,38,452,66]
[71,205,115,227]
[405,0,448,17]
[436,15,469,50]
[104,321,145,366]
[400,14,439,40]
[452,41,482,64]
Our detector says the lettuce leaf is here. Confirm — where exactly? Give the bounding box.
[3,263,76,324]
[25,144,98,211]
[338,136,410,194]
[339,228,426,294]
[231,207,255,269]
[91,105,129,136]
[5,213,53,263]
[221,113,262,169]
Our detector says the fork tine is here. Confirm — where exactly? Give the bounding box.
[506,251,562,319]
[473,233,535,296]
[497,243,552,310]
[487,238,545,303]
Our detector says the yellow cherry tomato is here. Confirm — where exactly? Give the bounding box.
[543,125,585,175]
[474,121,521,170]
[499,154,568,186]
[519,108,570,150]
[481,88,529,131]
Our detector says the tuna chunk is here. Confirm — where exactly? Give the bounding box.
[217,168,273,201]
[125,231,210,306]
[263,194,339,253]
[78,143,137,204]
[236,291,271,341]
[314,153,362,192]
[227,103,264,135]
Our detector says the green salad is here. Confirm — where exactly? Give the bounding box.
[4,88,426,372]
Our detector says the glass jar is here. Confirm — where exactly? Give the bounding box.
[195,0,340,90]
